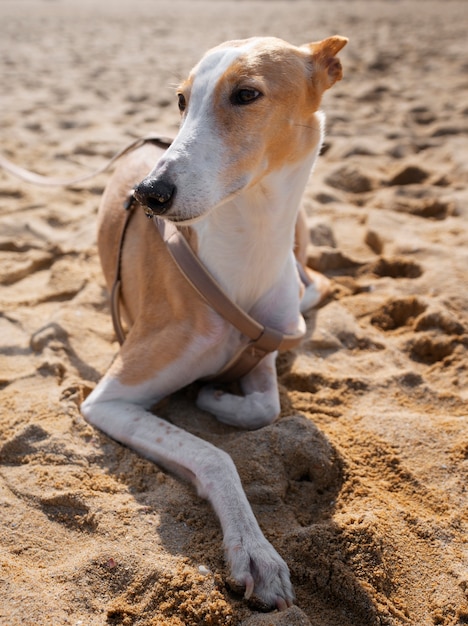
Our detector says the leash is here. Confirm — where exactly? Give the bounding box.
[0,134,173,186]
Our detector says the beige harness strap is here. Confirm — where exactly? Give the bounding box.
[111,197,136,346]
[154,218,305,382]
[112,208,305,382]
[156,218,304,348]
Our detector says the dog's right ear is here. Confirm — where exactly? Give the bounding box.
[303,35,348,91]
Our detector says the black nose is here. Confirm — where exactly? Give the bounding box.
[133,177,176,214]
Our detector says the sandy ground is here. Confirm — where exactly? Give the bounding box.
[1,1,467,624]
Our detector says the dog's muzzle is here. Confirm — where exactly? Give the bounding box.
[133,177,176,215]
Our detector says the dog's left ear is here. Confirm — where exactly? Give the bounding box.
[304,35,348,90]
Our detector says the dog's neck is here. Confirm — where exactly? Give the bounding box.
[191,141,321,312]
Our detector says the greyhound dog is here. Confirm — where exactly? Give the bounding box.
[82,34,347,609]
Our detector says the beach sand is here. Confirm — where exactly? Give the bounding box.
[1,1,467,624]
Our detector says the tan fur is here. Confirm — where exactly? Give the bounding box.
[98,144,217,386]
[174,37,347,193]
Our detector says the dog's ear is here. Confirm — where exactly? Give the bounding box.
[304,35,348,90]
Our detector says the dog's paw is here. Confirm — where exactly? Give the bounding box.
[225,535,294,610]
[300,268,330,312]
[197,386,279,429]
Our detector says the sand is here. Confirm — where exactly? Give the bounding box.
[1,1,467,624]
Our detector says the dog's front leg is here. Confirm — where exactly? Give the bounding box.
[197,352,280,430]
[81,373,293,609]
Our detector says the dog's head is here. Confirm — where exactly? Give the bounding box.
[134,35,348,223]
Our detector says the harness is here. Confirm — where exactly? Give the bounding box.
[1,135,306,383]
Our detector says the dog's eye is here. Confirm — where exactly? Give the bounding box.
[177,93,187,112]
[231,88,262,106]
